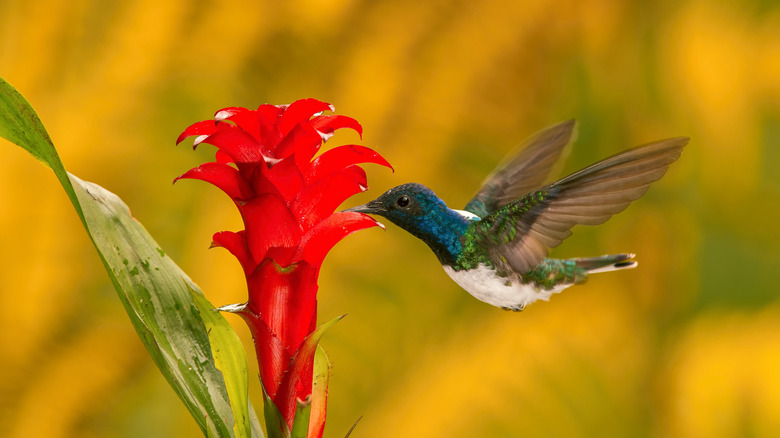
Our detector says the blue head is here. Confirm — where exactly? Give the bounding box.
[345,183,472,264]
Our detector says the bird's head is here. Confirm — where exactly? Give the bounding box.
[345,183,474,264]
[343,182,447,232]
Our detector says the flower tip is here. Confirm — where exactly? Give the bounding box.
[214,109,236,121]
[216,303,247,313]
[362,214,386,230]
[192,134,209,149]
[317,130,335,142]
[263,156,282,166]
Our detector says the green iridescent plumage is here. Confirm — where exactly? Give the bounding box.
[457,190,550,272]
[522,258,586,289]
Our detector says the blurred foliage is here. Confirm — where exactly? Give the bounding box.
[0,0,779,437]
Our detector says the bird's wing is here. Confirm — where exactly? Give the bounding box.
[471,137,689,273]
[463,120,578,218]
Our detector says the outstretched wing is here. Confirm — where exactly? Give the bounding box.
[464,120,578,218]
[472,137,689,273]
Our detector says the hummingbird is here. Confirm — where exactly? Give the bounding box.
[345,120,688,311]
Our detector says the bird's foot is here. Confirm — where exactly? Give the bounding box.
[501,304,525,312]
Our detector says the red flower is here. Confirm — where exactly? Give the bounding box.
[176,99,391,436]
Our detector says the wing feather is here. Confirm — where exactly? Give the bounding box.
[464,120,578,217]
[473,137,688,273]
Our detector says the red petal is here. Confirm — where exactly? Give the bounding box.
[298,211,383,268]
[211,230,255,275]
[176,119,227,145]
[174,162,253,201]
[250,260,317,354]
[222,106,274,145]
[264,246,299,269]
[256,104,285,149]
[248,162,284,200]
[274,123,323,161]
[238,306,287,400]
[215,149,234,164]
[278,99,333,136]
[308,144,393,183]
[292,166,367,229]
[274,314,341,431]
[310,115,363,139]
[266,155,304,202]
[202,128,269,163]
[245,260,318,401]
[241,194,302,263]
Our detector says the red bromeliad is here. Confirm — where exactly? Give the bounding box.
[175,99,391,436]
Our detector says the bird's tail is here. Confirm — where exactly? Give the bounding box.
[575,253,637,274]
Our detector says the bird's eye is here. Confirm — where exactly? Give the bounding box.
[396,195,410,208]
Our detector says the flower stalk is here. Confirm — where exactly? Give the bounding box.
[176,99,391,436]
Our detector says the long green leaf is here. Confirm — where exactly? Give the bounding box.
[0,77,79,215]
[0,78,60,169]
[0,77,261,437]
[290,397,312,438]
[192,290,256,438]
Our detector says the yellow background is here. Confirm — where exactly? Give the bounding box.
[1,0,780,437]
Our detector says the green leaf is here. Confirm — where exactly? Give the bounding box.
[0,78,262,437]
[0,77,80,218]
[290,397,312,438]
[0,77,58,167]
[191,290,256,438]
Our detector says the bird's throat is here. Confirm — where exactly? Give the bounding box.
[405,208,473,265]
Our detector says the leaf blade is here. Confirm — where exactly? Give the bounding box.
[192,290,253,438]
[0,77,262,437]
[69,175,236,436]
[0,77,82,219]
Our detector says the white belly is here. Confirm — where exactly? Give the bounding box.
[442,264,572,311]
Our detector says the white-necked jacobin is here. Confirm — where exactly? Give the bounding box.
[345,121,687,311]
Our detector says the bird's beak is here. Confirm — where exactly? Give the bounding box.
[342,200,382,215]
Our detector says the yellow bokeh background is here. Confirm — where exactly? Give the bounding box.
[1,0,779,437]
